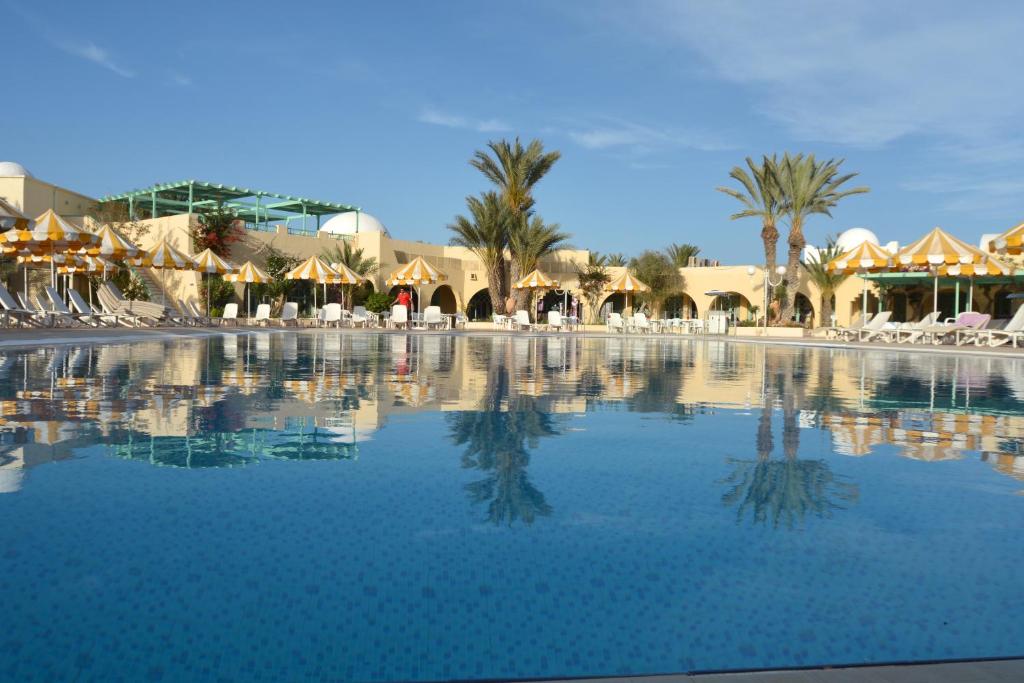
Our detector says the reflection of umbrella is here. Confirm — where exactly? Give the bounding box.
[386,256,447,318]
[827,241,893,318]
[285,255,339,312]
[192,248,238,314]
[604,271,650,316]
[224,261,272,317]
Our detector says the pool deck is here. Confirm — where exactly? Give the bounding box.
[2,325,1024,360]
[540,657,1024,682]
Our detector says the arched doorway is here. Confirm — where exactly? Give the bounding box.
[708,292,753,324]
[466,288,493,321]
[387,285,418,312]
[793,293,815,325]
[664,293,697,319]
[429,285,458,313]
[600,292,626,320]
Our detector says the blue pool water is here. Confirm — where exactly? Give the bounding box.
[1,332,1023,681]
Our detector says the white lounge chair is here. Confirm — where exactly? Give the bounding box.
[606,312,624,333]
[421,305,444,330]
[855,311,893,341]
[67,289,119,327]
[886,311,942,343]
[253,303,272,326]
[513,310,533,330]
[548,311,564,331]
[0,283,41,327]
[835,311,890,341]
[960,306,1024,347]
[919,312,989,345]
[351,305,370,328]
[322,303,342,327]
[279,301,299,327]
[45,286,94,327]
[492,313,508,329]
[390,305,409,329]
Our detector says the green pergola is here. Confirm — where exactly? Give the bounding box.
[862,271,1024,316]
[99,179,361,233]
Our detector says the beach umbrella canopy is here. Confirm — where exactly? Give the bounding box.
[192,248,237,274]
[604,270,650,317]
[513,268,559,289]
[0,198,31,231]
[989,222,1024,255]
[897,227,1009,315]
[386,256,447,316]
[90,224,141,259]
[286,255,341,312]
[327,260,365,285]
[1,210,101,291]
[826,241,893,273]
[224,261,271,283]
[224,261,271,318]
[56,255,118,274]
[132,238,194,270]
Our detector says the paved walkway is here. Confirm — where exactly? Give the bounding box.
[538,658,1024,682]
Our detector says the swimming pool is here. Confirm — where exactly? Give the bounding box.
[2,332,1022,681]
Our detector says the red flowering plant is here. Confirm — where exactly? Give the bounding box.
[191,203,245,256]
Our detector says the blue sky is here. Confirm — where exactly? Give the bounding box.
[5,0,1024,262]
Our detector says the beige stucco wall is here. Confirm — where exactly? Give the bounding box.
[0,175,96,224]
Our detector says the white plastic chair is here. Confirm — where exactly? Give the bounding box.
[390,305,409,329]
[280,302,299,327]
[215,302,239,326]
[632,312,651,333]
[607,312,624,333]
[323,303,342,327]
[253,303,271,326]
[351,305,369,328]
[513,310,533,330]
[548,311,563,331]
[422,305,444,330]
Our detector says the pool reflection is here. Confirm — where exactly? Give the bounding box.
[2,332,1024,514]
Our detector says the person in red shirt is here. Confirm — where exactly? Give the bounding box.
[393,288,412,312]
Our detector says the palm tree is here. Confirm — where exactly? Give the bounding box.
[470,137,562,312]
[802,240,849,327]
[320,240,379,308]
[588,251,609,267]
[508,215,570,312]
[448,191,512,317]
[665,243,700,268]
[776,153,869,321]
[717,155,783,275]
[606,253,627,267]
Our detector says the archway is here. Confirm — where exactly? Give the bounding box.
[664,293,697,319]
[429,284,458,314]
[708,292,753,324]
[387,285,418,312]
[599,292,626,320]
[466,288,493,321]
[793,293,815,326]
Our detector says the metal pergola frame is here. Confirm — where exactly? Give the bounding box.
[99,180,361,232]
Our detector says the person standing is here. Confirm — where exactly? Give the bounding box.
[394,287,412,313]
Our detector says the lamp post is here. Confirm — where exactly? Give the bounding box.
[747,264,787,328]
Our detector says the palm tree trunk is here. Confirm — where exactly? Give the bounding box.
[780,220,804,322]
[761,222,779,272]
[487,260,507,317]
[510,261,530,313]
[820,290,833,328]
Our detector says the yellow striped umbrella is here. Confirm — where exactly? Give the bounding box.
[386,256,447,316]
[224,261,271,317]
[0,197,30,230]
[56,255,118,274]
[326,261,367,310]
[604,270,650,316]
[192,248,238,314]
[989,222,1024,255]
[1,210,101,293]
[286,255,341,311]
[897,227,1007,313]
[827,241,894,319]
[130,238,194,306]
[91,224,142,259]
[513,268,559,289]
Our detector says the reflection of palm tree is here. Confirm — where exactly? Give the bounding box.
[724,348,858,528]
[451,405,554,525]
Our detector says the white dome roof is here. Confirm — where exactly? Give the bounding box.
[319,211,388,237]
[0,161,32,177]
[836,227,879,252]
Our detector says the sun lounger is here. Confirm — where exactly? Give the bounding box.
[959,306,1024,347]
[631,312,652,334]
[31,293,76,327]
[607,312,624,333]
[918,312,990,345]
[854,311,894,341]
[0,283,42,327]
[548,311,564,331]
[44,286,94,327]
[833,311,889,341]
[214,302,239,326]
[67,289,119,327]
[885,311,942,343]
[97,283,166,326]
[419,306,444,330]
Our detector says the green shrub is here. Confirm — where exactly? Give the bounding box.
[364,291,392,313]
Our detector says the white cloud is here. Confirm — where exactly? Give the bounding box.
[611,1,1024,149]
[169,72,192,86]
[54,39,134,78]
[901,174,1024,216]
[417,107,511,133]
[567,118,731,154]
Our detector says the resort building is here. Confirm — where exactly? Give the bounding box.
[2,161,1019,327]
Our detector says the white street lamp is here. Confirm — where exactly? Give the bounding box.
[749,264,786,328]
